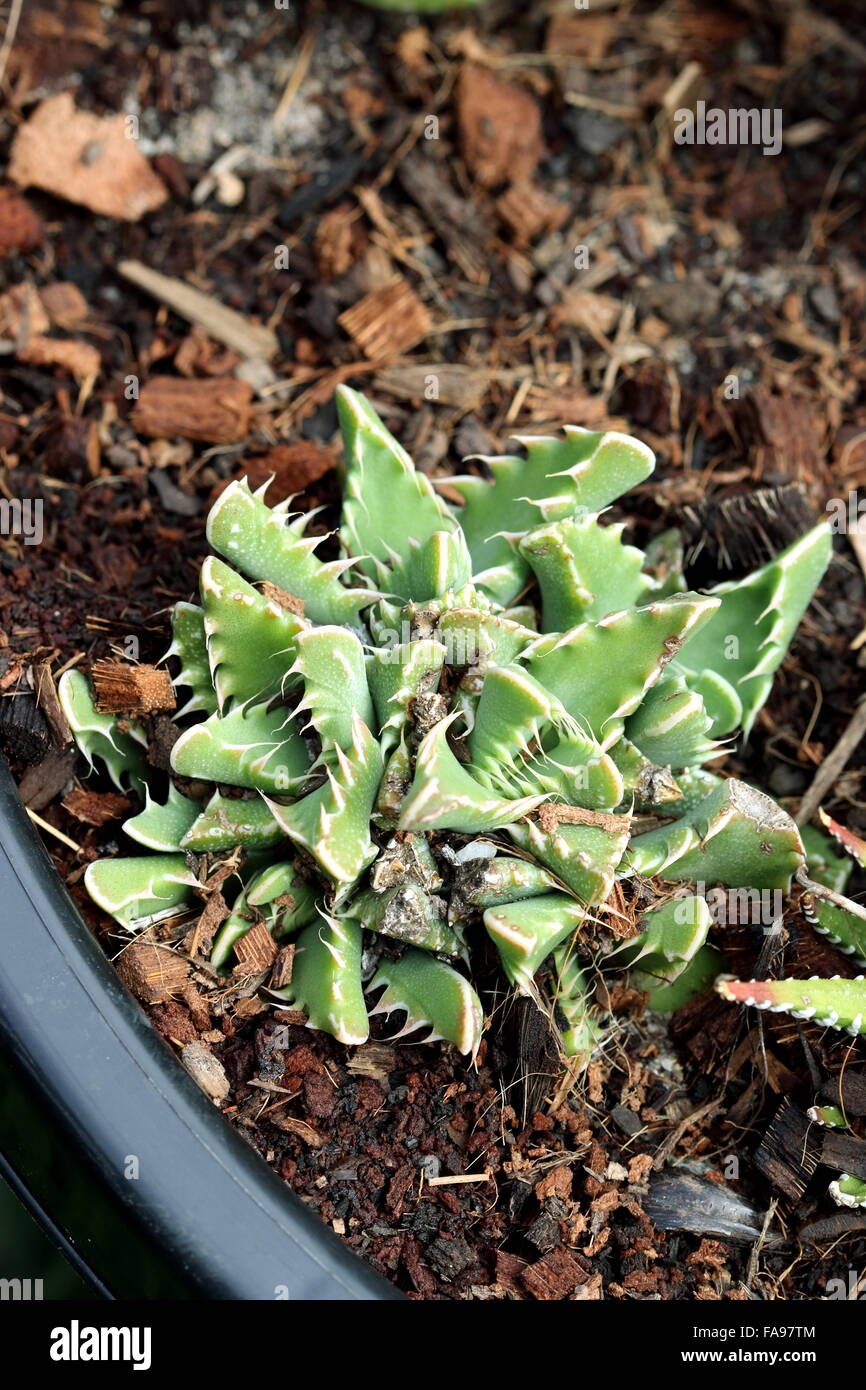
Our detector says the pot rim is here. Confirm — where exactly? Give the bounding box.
[0,756,397,1301]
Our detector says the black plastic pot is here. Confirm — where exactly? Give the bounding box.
[0,757,397,1300]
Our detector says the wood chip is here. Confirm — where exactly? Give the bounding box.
[40,281,89,328]
[273,1115,323,1145]
[553,288,622,336]
[496,182,567,247]
[8,92,168,222]
[270,944,295,990]
[18,748,78,812]
[0,187,44,255]
[34,662,72,745]
[63,787,130,826]
[180,1040,230,1104]
[339,275,431,361]
[116,940,190,1005]
[521,1246,589,1300]
[133,376,254,444]
[313,203,360,280]
[457,63,544,189]
[119,259,278,362]
[537,803,630,835]
[91,660,176,715]
[213,441,337,505]
[17,335,101,381]
[233,920,278,973]
[374,362,487,411]
[258,581,305,617]
[184,889,229,959]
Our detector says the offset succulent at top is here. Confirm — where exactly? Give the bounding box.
[61,387,848,1092]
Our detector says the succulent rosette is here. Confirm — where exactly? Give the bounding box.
[62,388,851,1093]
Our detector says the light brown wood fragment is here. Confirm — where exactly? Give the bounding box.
[339,275,431,361]
[259,581,305,617]
[270,944,295,990]
[536,803,631,835]
[117,940,190,1004]
[233,920,278,973]
[118,259,278,361]
[133,376,254,444]
[91,660,176,715]
[9,93,168,222]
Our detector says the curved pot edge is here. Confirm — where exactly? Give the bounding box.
[0,756,399,1301]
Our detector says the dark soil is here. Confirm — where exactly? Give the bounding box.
[2,0,866,1299]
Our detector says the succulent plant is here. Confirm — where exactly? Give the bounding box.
[61,387,845,1074]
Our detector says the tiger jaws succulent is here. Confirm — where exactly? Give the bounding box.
[60,386,839,1069]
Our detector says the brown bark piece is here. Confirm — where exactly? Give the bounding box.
[270,944,295,990]
[180,1040,230,1104]
[0,187,44,255]
[233,920,278,973]
[116,940,190,1005]
[91,660,176,715]
[34,662,72,745]
[17,336,100,380]
[63,787,130,826]
[496,183,566,246]
[457,63,544,189]
[521,1246,588,1301]
[133,376,254,444]
[40,282,89,328]
[537,803,631,835]
[8,93,168,221]
[258,582,305,618]
[339,275,431,361]
[185,889,229,959]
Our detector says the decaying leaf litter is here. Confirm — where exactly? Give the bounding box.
[1,0,866,1298]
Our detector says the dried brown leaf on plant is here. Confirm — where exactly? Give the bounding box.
[8,92,168,221]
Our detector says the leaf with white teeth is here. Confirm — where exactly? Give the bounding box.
[717,974,866,1035]
[450,426,655,606]
[84,854,198,930]
[625,779,805,890]
[290,624,374,756]
[508,814,630,906]
[208,477,377,627]
[611,893,712,987]
[624,674,718,768]
[200,556,306,710]
[552,947,603,1062]
[399,712,546,832]
[58,669,149,794]
[675,522,832,737]
[264,716,382,897]
[519,513,646,631]
[484,892,586,994]
[171,700,309,793]
[520,595,719,748]
[337,385,460,594]
[368,950,483,1056]
[123,783,202,851]
[164,601,218,717]
[271,915,369,1046]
